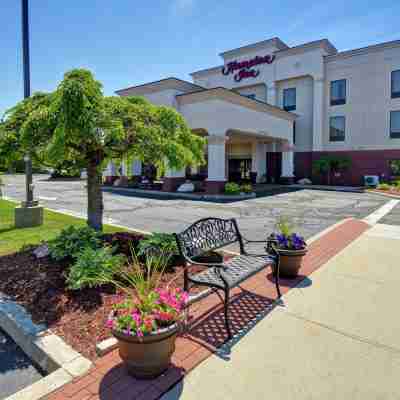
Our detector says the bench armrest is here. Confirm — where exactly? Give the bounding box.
[241,236,279,258]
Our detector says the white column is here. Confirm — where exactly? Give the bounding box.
[131,159,142,176]
[121,158,129,176]
[281,141,294,178]
[267,82,277,106]
[105,161,117,176]
[251,141,267,182]
[207,134,226,181]
[313,77,324,151]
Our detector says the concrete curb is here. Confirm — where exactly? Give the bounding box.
[291,184,364,193]
[0,294,92,400]
[102,186,256,201]
[2,195,152,237]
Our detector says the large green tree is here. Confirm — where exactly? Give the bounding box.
[0,69,204,230]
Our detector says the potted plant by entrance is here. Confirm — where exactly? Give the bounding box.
[106,253,189,379]
[267,217,307,278]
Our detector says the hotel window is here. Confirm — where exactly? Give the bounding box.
[330,79,346,106]
[283,88,296,111]
[390,111,400,139]
[392,70,400,99]
[329,116,346,142]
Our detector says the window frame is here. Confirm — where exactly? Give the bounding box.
[330,79,347,106]
[391,70,400,99]
[390,110,400,139]
[329,116,346,142]
[283,87,296,112]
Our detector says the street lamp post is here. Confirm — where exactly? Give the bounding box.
[15,0,42,227]
[22,0,30,99]
[21,0,37,208]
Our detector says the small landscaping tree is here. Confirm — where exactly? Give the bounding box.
[0,69,204,230]
[312,155,351,185]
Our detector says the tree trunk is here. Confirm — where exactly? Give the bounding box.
[87,161,103,231]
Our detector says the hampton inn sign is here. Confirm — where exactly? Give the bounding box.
[222,54,276,82]
[115,36,400,192]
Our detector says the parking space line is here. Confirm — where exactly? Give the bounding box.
[363,199,400,225]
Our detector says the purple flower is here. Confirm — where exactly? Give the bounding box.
[276,234,289,249]
[291,233,305,250]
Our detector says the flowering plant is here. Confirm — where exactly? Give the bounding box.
[275,232,306,250]
[107,287,188,337]
[104,250,189,338]
[269,216,307,251]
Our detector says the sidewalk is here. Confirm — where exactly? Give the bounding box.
[42,218,370,400]
[162,223,400,400]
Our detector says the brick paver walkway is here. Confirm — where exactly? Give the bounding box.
[46,218,369,400]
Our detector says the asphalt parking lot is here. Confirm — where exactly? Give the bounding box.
[2,174,392,242]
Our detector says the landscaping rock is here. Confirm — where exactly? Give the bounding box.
[297,178,312,185]
[33,244,50,259]
[177,182,195,193]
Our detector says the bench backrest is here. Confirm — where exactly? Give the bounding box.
[175,217,242,260]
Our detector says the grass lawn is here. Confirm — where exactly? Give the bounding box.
[0,199,124,256]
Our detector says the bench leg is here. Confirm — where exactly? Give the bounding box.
[223,287,232,340]
[274,262,281,298]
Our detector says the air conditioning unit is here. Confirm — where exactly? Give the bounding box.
[364,175,379,187]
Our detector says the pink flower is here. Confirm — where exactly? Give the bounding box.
[136,329,143,337]
[131,311,142,326]
[180,292,189,303]
[106,319,114,329]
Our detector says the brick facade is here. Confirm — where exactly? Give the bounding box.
[294,150,400,185]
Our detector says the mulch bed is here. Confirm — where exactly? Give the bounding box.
[0,240,206,361]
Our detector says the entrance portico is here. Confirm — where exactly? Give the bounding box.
[112,79,296,193]
[176,87,296,192]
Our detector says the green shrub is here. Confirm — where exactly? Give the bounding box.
[377,183,391,191]
[48,226,102,261]
[66,247,126,290]
[240,183,253,193]
[138,233,178,257]
[225,182,240,195]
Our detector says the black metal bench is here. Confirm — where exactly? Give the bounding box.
[174,217,281,339]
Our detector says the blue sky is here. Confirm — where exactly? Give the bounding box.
[1,0,399,116]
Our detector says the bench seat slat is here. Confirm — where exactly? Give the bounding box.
[188,254,276,289]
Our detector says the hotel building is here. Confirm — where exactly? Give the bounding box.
[112,36,400,192]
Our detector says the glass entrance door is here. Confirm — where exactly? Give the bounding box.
[266,152,282,183]
[228,159,251,182]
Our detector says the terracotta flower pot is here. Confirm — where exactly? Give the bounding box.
[276,248,307,278]
[112,323,179,379]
